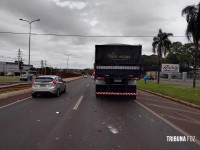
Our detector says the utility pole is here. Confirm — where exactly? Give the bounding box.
[17,49,22,76]
[45,60,47,75]
[65,54,72,72]
[41,60,44,75]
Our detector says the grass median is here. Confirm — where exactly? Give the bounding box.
[0,76,20,82]
[137,80,200,106]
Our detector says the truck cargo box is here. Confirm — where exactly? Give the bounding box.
[95,44,142,78]
[95,44,142,99]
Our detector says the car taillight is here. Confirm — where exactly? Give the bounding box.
[52,80,57,85]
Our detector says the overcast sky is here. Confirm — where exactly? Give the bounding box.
[0,0,198,69]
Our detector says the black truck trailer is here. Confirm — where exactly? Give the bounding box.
[95,44,142,99]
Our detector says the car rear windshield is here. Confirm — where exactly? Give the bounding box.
[35,77,53,82]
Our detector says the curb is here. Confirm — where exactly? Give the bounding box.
[138,88,200,110]
[0,76,82,100]
[0,88,32,100]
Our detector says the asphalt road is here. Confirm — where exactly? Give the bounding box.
[0,78,200,150]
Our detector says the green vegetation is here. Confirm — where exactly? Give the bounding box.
[0,89,15,94]
[137,80,200,106]
[182,3,200,88]
[0,76,20,82]
[152,29,173,84]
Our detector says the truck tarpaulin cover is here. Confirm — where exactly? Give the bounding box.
[95,45,142,66]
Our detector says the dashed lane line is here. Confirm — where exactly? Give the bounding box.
[73,95,84,110]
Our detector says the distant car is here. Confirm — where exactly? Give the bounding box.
[20,74,33,81]
[5,72,14,76]
[83,75,88,78]
[32,75,66,97]
[148,76,155,80]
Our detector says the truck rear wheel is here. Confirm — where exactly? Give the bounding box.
[132,95,136,100]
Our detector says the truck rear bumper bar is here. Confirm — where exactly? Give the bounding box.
[96,92,139,96]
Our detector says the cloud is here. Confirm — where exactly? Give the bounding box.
[0,0,198,68]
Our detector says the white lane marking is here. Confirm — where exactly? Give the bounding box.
[137,97,179,105]
[145,102,200,115]
[160,113,200,125]
[0,97,32,109]
[135,100,200,146]
[87,84,89,87]
[73,95,84,110]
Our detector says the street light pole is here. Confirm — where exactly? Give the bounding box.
[19,18,40,81]
[65,54,72,71]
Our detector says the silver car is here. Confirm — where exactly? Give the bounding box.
[32,75,66,97]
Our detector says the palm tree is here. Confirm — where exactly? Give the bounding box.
[152,29,173,83]
[182,2,200,88]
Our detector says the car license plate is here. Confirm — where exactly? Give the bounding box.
[114,79,122,83]
[40,84,46,87]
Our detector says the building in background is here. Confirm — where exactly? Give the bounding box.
[160,64,181,79]
[0,61,33,76]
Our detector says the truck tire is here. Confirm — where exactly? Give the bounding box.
[95,91,101,99]
[132,95,136,100]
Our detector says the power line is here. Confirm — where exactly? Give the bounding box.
[0,31,187,37]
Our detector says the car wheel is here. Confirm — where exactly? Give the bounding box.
[32,93,37,98]
[56,89,60,97]
[63,86,66,93]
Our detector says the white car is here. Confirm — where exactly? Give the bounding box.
[32,75,66,97]
[83,75,88,78]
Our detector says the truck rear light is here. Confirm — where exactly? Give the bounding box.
[131,77,135,80]
[96,77,106,80]
[128,75,134,80]
[102,74,108,80]
[102,77,106,80]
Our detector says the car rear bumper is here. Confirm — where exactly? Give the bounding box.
[32,89,57,95]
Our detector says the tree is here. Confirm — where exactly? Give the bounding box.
[165,42,182,64]
[182,2,200,88]
[165,42,194,72]
[141,54,158,74]
[179,43,194,71]
[152,29,173,83]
